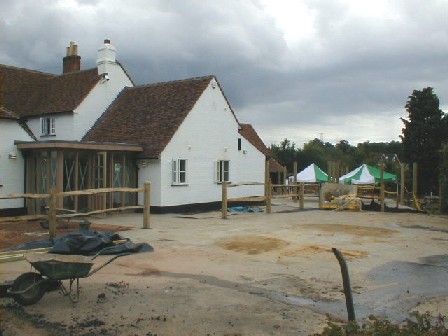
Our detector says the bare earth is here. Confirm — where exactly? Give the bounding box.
[1,199,448,336]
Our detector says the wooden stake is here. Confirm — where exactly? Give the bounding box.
[299,183,304,209]
[293,162,298,201]
[380,165,385,212]
[413,162,418,198]
[48,188,57,238]
[400,163,405,206]
[222,182,228,219]
[332,248,356,322]
[143,181,151,229]
[266,180,272,214]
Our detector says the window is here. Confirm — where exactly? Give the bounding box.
[238,138,242,151]
[172,159,187,185]
[216,160,230,183]
[41,117,56,136]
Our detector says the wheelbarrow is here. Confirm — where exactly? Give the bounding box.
[9,247,129,305]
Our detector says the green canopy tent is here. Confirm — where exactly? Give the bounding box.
[296,163,329,183]
[339,164,397,184]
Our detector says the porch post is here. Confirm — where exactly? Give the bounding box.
[56,151,64,208]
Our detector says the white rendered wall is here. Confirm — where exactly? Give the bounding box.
[151,79,265,207]
[25,63,133,141]
[73,64,133,140]
[0,120,34,209]
[137,159,161,206]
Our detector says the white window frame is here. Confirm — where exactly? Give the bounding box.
[172,159,187,185]
[216,160,230,183]
[41,117,56,136]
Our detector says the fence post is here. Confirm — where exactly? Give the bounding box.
[283,166,287,195]
[222,182,228,219]
[266,180,272,214]
[400,163,405,205]
[293,162,298,202]
[143,182,151,229]
[299,183,305,209]
[413,162,418,202]
[332,248,356,322]
[48,188,57,238]
[380,165,385,212]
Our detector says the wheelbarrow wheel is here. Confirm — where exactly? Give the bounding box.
[12,272,46,306]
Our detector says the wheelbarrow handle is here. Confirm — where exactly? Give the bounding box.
[87,252,130,277]
[91,244,128,260]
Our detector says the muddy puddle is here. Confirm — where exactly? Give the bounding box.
[140,254,448,323]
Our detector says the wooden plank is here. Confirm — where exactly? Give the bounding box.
[0,193,50,200]
[271,194,299,199]
[228,182,264,187]
[0,215,48,223]
[57,187,144,196]
[0,248,51,257]
[227,196,265,202]
[56,205,143,218]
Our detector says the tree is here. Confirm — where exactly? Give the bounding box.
[400,87,448,195]
[270,138,299,172]
[440,143,448,213]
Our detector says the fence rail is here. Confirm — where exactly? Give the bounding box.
[0,182,151,237]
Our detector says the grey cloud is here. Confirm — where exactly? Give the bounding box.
[1,0,447,146]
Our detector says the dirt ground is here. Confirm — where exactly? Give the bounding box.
[1,199,448,335]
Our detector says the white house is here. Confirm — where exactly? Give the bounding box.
[0,40,270,214]
[0,109,35,213]
[84,76,268,212]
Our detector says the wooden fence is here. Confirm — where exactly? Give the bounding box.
[0,182,151,237]
[221,181,320,219]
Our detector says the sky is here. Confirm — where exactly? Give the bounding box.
[1,0,447,148]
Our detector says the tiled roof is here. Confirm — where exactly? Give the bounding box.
[239,123,272,157]
[0,106,19,119]
[0,106,37,140]
[269,157,285,173]
[84,76,214,158]
[1,64,101,117]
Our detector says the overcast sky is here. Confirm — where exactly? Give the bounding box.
[1,0,447,148]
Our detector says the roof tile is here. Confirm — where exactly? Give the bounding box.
[1,64,101,117]
[84,76,213,158]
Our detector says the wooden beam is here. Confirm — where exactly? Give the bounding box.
[16,141,143,152]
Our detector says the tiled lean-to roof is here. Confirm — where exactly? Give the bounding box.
[84,76,214,158]
[0,64,101,117]
[239,123,272,157]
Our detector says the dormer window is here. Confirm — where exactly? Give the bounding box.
[41,117,56,136]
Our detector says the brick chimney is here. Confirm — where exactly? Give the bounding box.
[63,41,81,74]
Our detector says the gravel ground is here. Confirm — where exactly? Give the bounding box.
[1,199,448,335]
